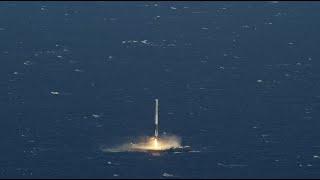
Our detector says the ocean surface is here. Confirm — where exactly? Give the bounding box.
[1,1,320,178]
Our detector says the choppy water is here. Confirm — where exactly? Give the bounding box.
[1,1,320,178]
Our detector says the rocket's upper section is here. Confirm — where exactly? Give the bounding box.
[155,99,159,125]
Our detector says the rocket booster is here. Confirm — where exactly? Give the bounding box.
[155,99,159,138]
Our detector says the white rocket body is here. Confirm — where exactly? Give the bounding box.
[155,99,159,138]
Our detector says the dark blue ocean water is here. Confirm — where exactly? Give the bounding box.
[1,1,320,178]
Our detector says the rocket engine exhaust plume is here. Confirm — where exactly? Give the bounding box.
[101,135,182,153]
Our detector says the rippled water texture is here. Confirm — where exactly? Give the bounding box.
[1,1,320,178]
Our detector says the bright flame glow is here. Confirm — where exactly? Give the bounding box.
[154,138,159,148]
[131,136,181,151]
[102,135,181,153]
